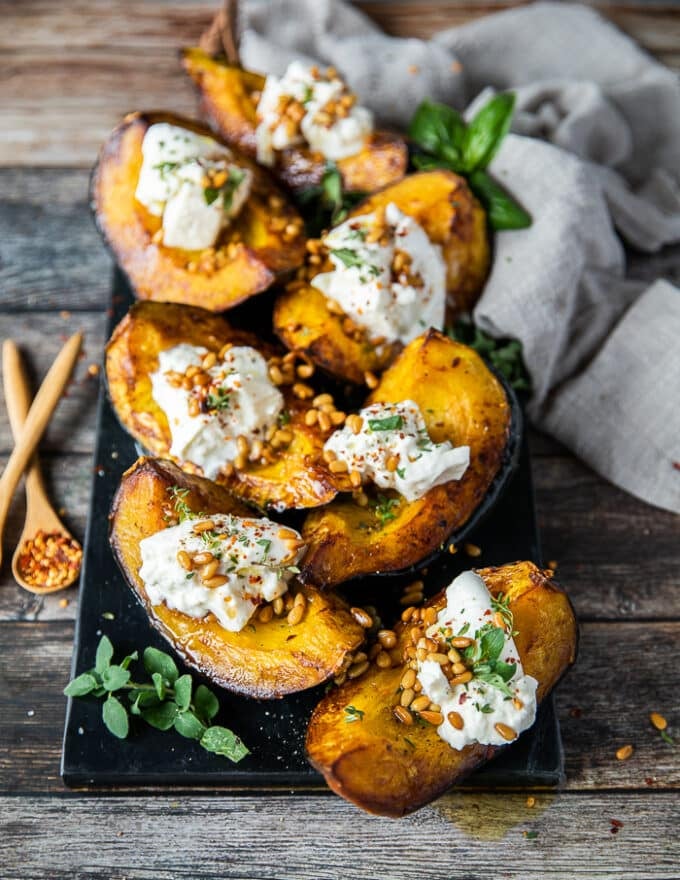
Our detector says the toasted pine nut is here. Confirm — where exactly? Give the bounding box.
[393,705,414,725]
[377,630,397,649]
[401,606,416,623]
[411,695,431,714]
[193,519,216,534]
[401,668,416,690]
[292,382,313,399]
[176,550,193,571]
[364,371,379,389]
[318,411,332,432]
[350,606,373,628]
[447,711,464,730]
[287,603,305,626]
[294,591,306,608]
[513,697,525,711]
[192,551,215,565]
[427,653,450,666]
[297,363,315,379]
[422,607,438,626]
[447,648,462,664]
[313,393,334,408]
[400,688,415,708]
[349,470,362,488]
[348,659,369,679]
[329,458,348,474]
[201,560,220,580]
[202,351,217,370]
[375,651,392,669]
[204,575,228,588]
[495,722,517,742]
[451,636,474,648]
[449,671,473,686]
[451,662,467,676]
[650,712,667,731]
[322,448,337,462]
[304,408,319,426]
[272,597,285,616]
[464,542,482,557]
[400,592,423,606]
[269,365,284,385]
[218,343,233,360]
[616,744,634,761]
[330,410,346,426]
[258,604,274,623]
[419,710,444,726]
[385,454,400,472]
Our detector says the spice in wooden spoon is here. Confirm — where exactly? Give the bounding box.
[1,335,83,592]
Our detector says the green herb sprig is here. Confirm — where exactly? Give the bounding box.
[297,163,366,232]
[64,636,249,763]
[205,386,231,412]
[447,318,530,392]
[167,485,195,523]
[367,414,404,432]
[373,495,400,527]
[408,94,531,231]
[460,624,517,698]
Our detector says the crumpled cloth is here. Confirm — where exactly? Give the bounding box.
[237,0,680,513]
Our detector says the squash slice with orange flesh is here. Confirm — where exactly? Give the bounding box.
[306,561,577,815]
[299,330,517,586]
[105,301,337,511]
[92,110,305,311]
[109,457,365,698]
[274,171,491,385]
[181,48,408,196]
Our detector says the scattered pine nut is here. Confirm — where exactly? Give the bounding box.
[650,712,667,731]
[616,744,634,761]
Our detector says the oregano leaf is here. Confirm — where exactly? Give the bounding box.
[102,695,129,739]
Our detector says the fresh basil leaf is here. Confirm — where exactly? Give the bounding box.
[102,694,129,739]
[200,726,250,762]
[151,672,166,700]
[101,665,131,692]
[468,170,531,231]
[143,647,178,685]
[367,415,403,432]
[174,710,206,740]
[462,93,515,171]
[408,100,466,163]
[142,701,178,731]
[194,685,220,722]
[64,672,98,697]
[476,672,514,698]
[204,186,220,206]
[95,635,114,675]
[494,660,517,683]
[480,626,506,664]
[174,674,193,712]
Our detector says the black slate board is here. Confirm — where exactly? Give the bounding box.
[61,271,564,791]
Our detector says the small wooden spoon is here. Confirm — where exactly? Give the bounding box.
[0,333,83,589]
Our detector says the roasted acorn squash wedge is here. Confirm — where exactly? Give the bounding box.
[306,561,578,816]
[181,48,408,195]
[91,110,305,311]
[299,330,519,587]
[273,170,491,385]
[105,301,338,510]
[109,457,365,699]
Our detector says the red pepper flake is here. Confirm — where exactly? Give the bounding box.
[672,461,680,471]
[569,706,583,718]
[610,819,624,835]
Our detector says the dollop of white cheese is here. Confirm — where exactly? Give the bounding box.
[311,203,446,345]
[135,122,252,251]
[324,400,469,501]
[150,343,284,480]
[139,514,304,632]
[417,570,538,750]
[255,60,373,165]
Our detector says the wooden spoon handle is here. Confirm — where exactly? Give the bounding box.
[0,333,82,553]
[2,340,46,500]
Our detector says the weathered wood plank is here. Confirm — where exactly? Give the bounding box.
[1,621,677,795]
[0,169,111,310]
[1,791,678,879]
[1,2,678,166]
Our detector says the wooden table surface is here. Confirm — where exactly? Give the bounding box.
[1,2,679,878]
